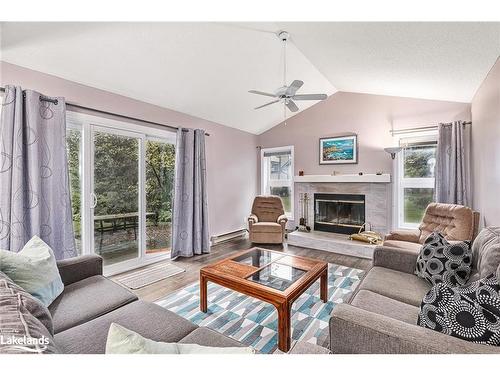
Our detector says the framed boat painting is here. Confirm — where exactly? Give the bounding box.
[319,135,358,164]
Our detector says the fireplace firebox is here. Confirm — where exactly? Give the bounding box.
[314,193,365,235]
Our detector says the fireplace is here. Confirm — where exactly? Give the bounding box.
[314,193,365,235]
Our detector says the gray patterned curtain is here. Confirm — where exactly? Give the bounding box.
[434,121,472,206]
[0,85,76,259]
[171,128,209,259]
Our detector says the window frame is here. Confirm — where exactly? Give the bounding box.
[260,145,295,220]
[66,111,176,275]
[393,131,437,229]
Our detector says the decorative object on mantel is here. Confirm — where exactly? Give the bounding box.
[384,146,402,159]
[349,223,383,245]
[296,193,311,232]
[319,134,358,165]
[358,172,363,175]
[298,170,304,176]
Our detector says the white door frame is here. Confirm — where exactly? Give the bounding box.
[66,111,176,276]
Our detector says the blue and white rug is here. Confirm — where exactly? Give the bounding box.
[155,263,364,353]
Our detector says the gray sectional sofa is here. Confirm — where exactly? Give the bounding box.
[0,253,326,354]
[329,242,500,354]
[51,254,245,353]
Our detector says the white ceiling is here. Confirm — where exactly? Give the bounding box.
[1,22,499,134]
[278,22,500,103]
[0,22,336,134]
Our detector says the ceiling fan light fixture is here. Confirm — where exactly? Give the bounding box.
[248,30,328,118]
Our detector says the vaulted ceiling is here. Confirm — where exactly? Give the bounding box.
[1,22,499,134]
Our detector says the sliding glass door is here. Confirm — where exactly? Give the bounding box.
[145,138,175,256]
[66,112,176,274]
[92,129,141,267]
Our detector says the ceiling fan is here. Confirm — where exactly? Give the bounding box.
[249,31,327,114]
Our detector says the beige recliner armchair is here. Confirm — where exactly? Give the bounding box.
[384,202,480,252]
[248,196,288,244]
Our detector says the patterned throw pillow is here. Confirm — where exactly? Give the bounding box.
[417,274,500,346]
[0,272,54,335]
[415,232,472,287]
[0,272,59,354]
[0,236,64,306]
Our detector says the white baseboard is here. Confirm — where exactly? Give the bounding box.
[210,228,248,245]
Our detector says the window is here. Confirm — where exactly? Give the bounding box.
[65,112,176,274]
[261,146,294,219]
[395,133,437,228]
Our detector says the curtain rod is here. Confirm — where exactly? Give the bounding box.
[0,86,210,136]
[390,122,472,135]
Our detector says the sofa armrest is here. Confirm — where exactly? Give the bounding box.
[329,304,500,354]
[372,245,420,274]
[384,229,420,243]
[56,254,103,286]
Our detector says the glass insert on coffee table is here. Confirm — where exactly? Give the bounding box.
[248,262,306,291]
[199,247,328,352]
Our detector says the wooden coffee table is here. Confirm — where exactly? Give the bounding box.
[199,247,328,352]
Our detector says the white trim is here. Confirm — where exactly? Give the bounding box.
[103,253,170,277]
[294,174,390,183]
[260,145,295,220]
[393,131,438,229]
[66,111,176,273]
[66,111,177,142]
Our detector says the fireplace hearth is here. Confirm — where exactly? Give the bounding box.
[314,193,365,235]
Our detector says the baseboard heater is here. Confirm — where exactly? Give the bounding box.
[210,229,248,245]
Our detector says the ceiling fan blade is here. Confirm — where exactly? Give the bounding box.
[285,100,299,112]
[248,90,277,98]
[254,99,280,110]
[285,80,304,96]
[292,94,328,101]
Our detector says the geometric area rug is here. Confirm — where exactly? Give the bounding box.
[155,263,364,353]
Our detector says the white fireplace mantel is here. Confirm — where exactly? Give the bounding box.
[293,174,391,183]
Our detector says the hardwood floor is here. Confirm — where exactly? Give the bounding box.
[111,237,371,302]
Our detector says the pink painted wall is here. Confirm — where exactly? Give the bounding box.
[0,61,259,237]
[471,57,500,227]
[258,91,471,177]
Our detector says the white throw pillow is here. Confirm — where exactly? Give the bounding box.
[105,323,254,354]
[0,236,64,306]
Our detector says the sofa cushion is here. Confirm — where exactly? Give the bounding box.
[418,203,474,243]
[54,300,198,354]
[49,275,137,334]
[415,232,472,287]
[381,240,422,252]
[0,271,54,335]
[250,222,282,233]
[417,274,500,346]
[472,227,500,279]
[359,266,431,306]
[351,290,419,324]
[106,323,252,354]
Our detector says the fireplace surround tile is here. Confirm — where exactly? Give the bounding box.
[293,181,391,235]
